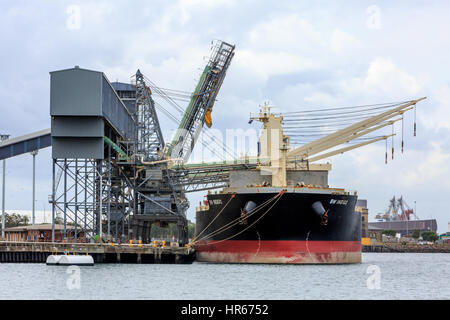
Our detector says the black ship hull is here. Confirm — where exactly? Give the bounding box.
[194,188,361,264]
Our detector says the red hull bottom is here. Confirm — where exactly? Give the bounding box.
[195,240,362,264]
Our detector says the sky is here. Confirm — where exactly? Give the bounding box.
[0,0,449,233]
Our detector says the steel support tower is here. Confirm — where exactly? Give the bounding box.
[49,40,236,244]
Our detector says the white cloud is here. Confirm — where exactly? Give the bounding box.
[330,29,361,54]
[233,14,328,83]
[364,58,424,96]
[162,0,239,28]
[402,141,450,188]
[248,14,325,53]
[338,57,426,101]
[234,50,320,80]
[275,57,427,111]
[420,85,450,131]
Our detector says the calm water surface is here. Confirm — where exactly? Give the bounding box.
[0,253,448,300]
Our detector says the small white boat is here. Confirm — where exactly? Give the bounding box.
[46,255,94,266]
[46,255,63,265]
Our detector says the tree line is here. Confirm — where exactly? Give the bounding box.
[0,212,30,228]
[382,229,439,242]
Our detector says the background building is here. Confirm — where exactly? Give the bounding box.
[368,219,437,237]
[355,199,368,238]
[4,224,84,242]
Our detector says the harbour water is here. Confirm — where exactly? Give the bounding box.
[0,253,448,300]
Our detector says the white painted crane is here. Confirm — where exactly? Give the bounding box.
[250,97,426,187]
[287,98,425,162]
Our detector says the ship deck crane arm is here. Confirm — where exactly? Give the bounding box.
[288,116,404,163]
[287,97,426,160]
[306,134,394,163]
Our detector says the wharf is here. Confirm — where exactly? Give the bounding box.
[363,243,450,253]
[0,241,196,264]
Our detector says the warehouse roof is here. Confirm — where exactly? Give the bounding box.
[368,219,437,232]
[111,82,135,91]
[0,128,50,148]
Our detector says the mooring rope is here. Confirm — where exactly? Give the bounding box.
[191,192,281,245]
[190,193,236,244]
[194,190,285,246]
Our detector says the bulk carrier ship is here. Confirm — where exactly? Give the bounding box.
[195,186,360,264]
[193,98,425,264]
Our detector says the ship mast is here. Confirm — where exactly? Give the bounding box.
[250,102,289,187]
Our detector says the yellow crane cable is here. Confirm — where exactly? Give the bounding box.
[192,191,284,245]
[196,191,285,246]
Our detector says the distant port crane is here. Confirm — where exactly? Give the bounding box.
[376,196,419,221]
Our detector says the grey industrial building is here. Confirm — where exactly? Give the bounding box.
[368,219,437,237]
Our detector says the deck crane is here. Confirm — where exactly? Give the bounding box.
[167,40,235,163]
[248,98,426,187]
[287,97,426,163]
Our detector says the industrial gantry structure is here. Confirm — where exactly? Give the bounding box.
[49,40,239,244]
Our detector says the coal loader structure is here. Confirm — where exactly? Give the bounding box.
[47,40,236,248]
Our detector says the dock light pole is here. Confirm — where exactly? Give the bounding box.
[414,201,417,217]
[93,163,103,242]
[51,159,55,242]
[1,134,10,240]
[31,150,38,225]
[99,165,103,241]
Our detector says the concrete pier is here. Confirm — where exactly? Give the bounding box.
[0,241,195,264]
[362,243,450,253]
